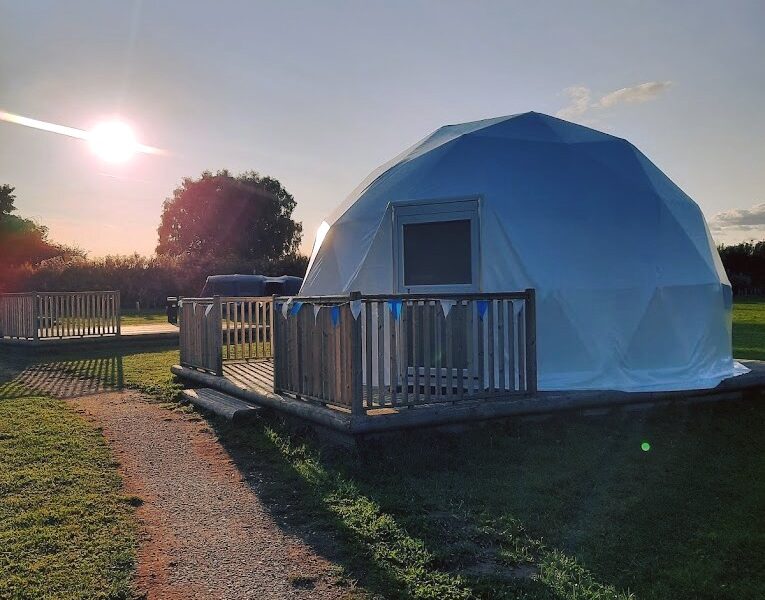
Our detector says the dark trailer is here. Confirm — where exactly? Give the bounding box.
[167,274,302,324]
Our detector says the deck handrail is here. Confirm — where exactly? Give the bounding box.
[272,289,538,414]
[0,291,121,340]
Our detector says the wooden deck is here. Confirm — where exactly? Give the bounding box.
[223,360,275,393]
[172,359,765,435]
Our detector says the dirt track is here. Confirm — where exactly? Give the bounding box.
[71,391,351,600]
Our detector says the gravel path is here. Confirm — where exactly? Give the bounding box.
[71,391,352,600]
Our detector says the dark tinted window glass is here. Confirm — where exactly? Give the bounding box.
[403,220,472,286]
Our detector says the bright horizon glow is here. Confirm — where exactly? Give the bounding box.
[88,121,138,163]
[0,110,164,162]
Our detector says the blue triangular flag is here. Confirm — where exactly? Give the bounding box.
[290,301,303,316]
[477,300,489,320]
[331,305,341,328]
[388,299,403,321]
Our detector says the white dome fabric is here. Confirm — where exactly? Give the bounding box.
[301,112,739,392]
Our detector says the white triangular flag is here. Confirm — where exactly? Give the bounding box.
[313,304,322,323]
[281,297,293,319]
[350,299,362,320]
[204,303,213,316]
[440,299,457,318]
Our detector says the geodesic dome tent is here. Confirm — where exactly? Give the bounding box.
[300,112,739,392]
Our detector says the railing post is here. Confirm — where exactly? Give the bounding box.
[349,291,364,416]
[524,288,537,394]
[32,292,39,341]
[271,294,280,393]
[213,295,223,376]
[115,291,122,336]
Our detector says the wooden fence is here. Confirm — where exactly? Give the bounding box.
[221,297,274,361]
[0,291,121,340]
[178,296,275,375]
[178,297,223,375]
[272,290,537,414]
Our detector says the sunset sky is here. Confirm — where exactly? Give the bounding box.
[1,0,763,257]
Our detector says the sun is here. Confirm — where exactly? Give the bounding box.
[88,121,138,163]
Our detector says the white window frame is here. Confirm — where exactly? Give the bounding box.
[392,197,481,294]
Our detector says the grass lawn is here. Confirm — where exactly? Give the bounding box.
[120,309,167,327]
[0,392,137,599]
[732,297,765,360]
[0,344,178,599]
[210,393,765,600]
[0,299,762,599]
[209,299,765,599]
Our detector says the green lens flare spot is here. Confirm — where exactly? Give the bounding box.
[641,442,651,452]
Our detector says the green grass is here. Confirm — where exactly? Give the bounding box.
[204,298,765,599]
[0,392,137,598]
[120,309,167,327]
[733,297,765,359]
[1,300,763,599]
[0,344,178,598]
[0,344,181,403]
[210,397,765,600]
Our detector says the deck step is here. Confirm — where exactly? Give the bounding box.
[182,388,260,422]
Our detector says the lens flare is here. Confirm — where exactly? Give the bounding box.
[88,121,138,163]
[0,109,164,161]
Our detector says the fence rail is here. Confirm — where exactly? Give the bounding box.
[0,291,121,340]
[273,290,537,414]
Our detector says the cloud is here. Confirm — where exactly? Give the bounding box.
[597,81,673,108]
[556,81,673,121]
[709,203,765,231]
[556,86,592,120]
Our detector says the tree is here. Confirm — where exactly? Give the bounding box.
[0,183,83,291]
[0,183,17,215]
[718,241,765,292]
[0,184,66,266]
[156,170,303,265]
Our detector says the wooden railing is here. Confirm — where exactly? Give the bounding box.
[221,297,274,361]
[273,295,360,410]
[178,296,275,375]
[272,290,537,414]
[0,291,121,340]
[179,297,223,375]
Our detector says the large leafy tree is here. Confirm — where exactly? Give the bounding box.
[156,170,302,262]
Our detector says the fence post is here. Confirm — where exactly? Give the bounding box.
[349,291,364,416]
[524,288,537,394]
[213,295,223,376]
[271,294,280,393]
[32,292,39,341]
[115,291,122,336]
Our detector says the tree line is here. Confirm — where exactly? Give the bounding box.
[4,172,763,304]
[0,171,308,307]
[718,241,765,294]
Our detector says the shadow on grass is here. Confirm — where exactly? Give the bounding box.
[206,391,765,600]
[0,342,180,401]
[209,410,643,600]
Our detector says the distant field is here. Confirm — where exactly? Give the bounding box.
[120,308,167,327]
[733,297,765,360]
